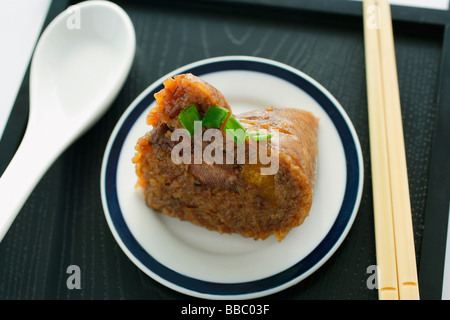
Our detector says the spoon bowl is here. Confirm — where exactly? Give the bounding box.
[0,1,135,242]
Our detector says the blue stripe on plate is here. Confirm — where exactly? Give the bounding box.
[104,58,361,297]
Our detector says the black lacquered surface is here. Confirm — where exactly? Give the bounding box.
[0,0,447,300]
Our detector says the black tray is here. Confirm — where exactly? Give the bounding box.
[0,0,448,300]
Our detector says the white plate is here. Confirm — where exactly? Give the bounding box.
[100,56,364,299]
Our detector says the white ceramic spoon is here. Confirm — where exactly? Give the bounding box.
[0,1,135,242]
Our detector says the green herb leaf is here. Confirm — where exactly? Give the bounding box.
[224,116,247,146]
[202,105,230,128]
[247,131,273,141]
[178,104,202,136]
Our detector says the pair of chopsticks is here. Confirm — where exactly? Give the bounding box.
[363,0,420,300]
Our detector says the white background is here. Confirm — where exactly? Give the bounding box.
[350,0,449,10]
[0,0,449,299]
[0,0,51,140]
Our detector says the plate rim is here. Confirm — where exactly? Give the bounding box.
[100,55,364,299]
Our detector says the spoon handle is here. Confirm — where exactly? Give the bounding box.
[0,129,59,243]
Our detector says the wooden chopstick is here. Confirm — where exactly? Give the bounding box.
[376,0,420,300]
[363,0,399,300]
[363,0,420,300]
